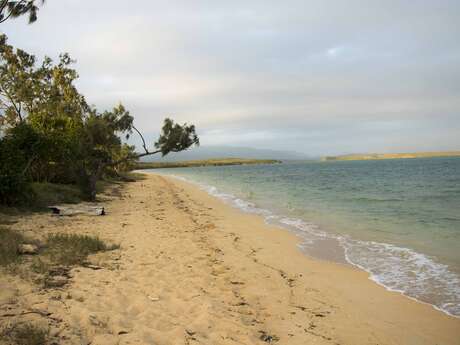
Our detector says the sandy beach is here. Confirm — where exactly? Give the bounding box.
[1,172,459,345]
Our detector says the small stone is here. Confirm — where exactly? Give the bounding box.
[45,276,68,288]
[49,327,62,337]
[185,329,196,336]
[18,244,39,255]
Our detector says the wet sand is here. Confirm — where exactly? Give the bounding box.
[1,173,459,344]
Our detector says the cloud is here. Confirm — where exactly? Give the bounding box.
[2,0,460,155]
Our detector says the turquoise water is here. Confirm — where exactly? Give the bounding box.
[150,157,460,317]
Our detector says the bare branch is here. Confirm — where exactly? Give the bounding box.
[0,10,13,23]
[132,125,149,154]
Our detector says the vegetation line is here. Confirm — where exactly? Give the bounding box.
[322,151,460,161]
[135,158,282,169]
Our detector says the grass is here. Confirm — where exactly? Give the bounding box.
[2,323,49,345]
[0,228,25,267]
[30,173,140,207]
[31,182,84,207]
[1,229,119,273]
[30,257,50,274]
[43,233,119,266]
[134,158,282,170]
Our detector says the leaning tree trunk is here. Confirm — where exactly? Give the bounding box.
[77,164,103,202]
[87,172,98,201]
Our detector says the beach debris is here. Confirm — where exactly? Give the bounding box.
[82,263,103,270]
[48,205,105,216]
[147,295,160,302]
[18,244,39,255]
[185,329,196,336]
[259,331,279,343]
[314,311,329,318]
[185,329,197,341]
[49,206,60,215]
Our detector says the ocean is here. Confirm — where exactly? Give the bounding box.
[149,157,460,317]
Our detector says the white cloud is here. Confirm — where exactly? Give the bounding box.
[2,0,460,155]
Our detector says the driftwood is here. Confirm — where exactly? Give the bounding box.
[48,205,105,216]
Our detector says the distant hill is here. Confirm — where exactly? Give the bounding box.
[322,151,460,161]
[141,146,309,162]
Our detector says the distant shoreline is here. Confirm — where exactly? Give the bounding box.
[134,158,282,169]
[322,151,460,161]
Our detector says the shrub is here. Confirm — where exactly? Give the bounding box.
[31,182,83,207]
[0,123,39,205]
[0,228,24,266]
[0,139,32,206]
[5,323,48,345]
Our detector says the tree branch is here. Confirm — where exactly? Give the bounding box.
[0,0,9,14]
[105,125,161,168]
[0,10,13,23]
[0,0,29,23]
[132,125,148,154]
[0,80,23,121]
[106,149,162,169]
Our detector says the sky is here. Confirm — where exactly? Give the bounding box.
[2,0,460,156]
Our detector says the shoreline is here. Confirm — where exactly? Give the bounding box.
[1,173,459,344]
[160,173,460,343]
[159,171,460,319]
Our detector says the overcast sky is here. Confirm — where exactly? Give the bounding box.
[3,0,460,155]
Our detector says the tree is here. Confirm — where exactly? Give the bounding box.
[75,106,199,201]
[0,122,41,205]
[0,34,200,203]
[0,33,37,128]
[0,0,44,24]
[1,34,89,183]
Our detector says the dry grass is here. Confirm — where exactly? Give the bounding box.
[0,228,24,267]
[43,233,119,266]
[2,323,48,345]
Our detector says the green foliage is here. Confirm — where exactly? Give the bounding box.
[135,158,281,169]
[31,182,83,206]
[44,233,118,266]
[0,34,199,205]
[1,35,86,185]
[155,118,199,156]
[0,227,24,266]
[74,104,136,200]
[0,33,37,127]
[0,123,39,205]
[0,0,45,24]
